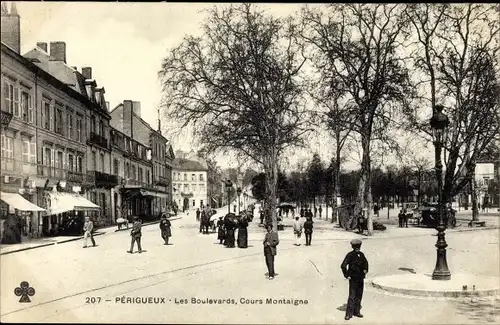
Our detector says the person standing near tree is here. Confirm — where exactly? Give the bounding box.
[341,239,369,321]
[263,223,279,280]
[127,216,142,254]
[319,206,323,219]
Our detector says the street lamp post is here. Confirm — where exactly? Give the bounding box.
[224,180,233,215]
[430,105,451,280]
[237,187,242,214]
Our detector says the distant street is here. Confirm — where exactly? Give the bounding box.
[1,212,499,324]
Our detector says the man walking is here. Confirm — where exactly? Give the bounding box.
[196,208,201,222]
[319,206,323,219]
[341,239,369,320]
[263,223,279,280]
[82,216,96,248]
[159,214,171,245]
[304,216,313,246]
[292,216,303,246]
[127,216,142,253]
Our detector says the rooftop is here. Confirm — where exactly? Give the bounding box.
[173,158,207,171]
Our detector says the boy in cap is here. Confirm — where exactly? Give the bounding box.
[341,239,369,320]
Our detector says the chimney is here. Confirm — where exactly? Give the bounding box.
[106,101,110,111]
[49,41,67,63]
[132,101,141,117]
[82,67,92,79]
[36,42,47,52]
[1,3,21,53]
[123,100,133,138]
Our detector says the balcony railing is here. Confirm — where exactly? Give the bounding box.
[88,132,109,149]
[87,170,119,188]
[154,176,170,187]
[67,171,85,183]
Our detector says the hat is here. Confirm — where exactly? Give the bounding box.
[350,239,362,246]
[265,223,273,229]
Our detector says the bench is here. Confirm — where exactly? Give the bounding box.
[468,220,486,227]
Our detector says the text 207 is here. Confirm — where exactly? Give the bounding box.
[85,297,101,304]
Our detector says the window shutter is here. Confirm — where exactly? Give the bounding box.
[22,140,29,162]
[30,142,36,163]
[13,85,20,117]
[28,94,34,124]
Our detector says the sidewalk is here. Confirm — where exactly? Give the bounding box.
[0,216,182,255]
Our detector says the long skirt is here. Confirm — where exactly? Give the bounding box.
[218,228,225,241]
[237,227,248,248]
[225,229,235,247]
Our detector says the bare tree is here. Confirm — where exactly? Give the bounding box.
[302,4,411,235]
[406,4,500,222]
[158,4,310,229]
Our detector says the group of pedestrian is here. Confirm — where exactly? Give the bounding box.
[292,215,314,246]
[216,214,249,248]
[398,209,409,228]
[300,207,314,219]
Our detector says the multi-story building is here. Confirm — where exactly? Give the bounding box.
[110,100,170,220]
[172,155,208,211]
[1,4,104,238]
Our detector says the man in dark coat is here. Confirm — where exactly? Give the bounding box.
[196,208,201,222]
[303,216,314,246]
[127,216,142,253]
[200,211,205,233]
[341,239,369,320]
[159,214,171,245]
[237,215,249,248]
[319,206,323,218]
[263,223,279,280]
[300,207,305,218]
[398,209,405,228]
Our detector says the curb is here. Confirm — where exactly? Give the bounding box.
[0,217,183,255]
[371,280,500,298]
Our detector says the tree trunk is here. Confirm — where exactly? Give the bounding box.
[471,169,479,221]
[263,151,279,230]
[355,134,373,235]
[331,153,341,224]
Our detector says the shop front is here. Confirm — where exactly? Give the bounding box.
[120,186,168,222]
[44,190,101,236]
[0,191,45,244]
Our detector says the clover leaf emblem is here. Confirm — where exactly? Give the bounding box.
[14,281,35,303]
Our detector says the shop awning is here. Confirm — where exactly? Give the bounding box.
[0,192,45,212]
[140,189,168,199]
[46,192,101,216]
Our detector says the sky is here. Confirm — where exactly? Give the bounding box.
[12,2,434,172]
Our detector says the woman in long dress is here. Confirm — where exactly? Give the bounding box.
[237,215,249,248]
[217,217,225,244]
[224,215,236,248]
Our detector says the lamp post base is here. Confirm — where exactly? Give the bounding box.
[432,228,451,280]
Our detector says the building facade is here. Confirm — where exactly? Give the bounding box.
[110,100,170,221]
[172,158,208,211]
[1,4,108,239]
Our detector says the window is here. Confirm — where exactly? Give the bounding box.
[192,200,195,207]
[77,156,83,173]
[20,89,33,123]
[199,173,204,181]
[22,139,36,164]
[184,173,187,181]
[1,134,14,159]
[146,170,150,184]
[192,174,196,181]
[43,100,51,130]
[92,152,97,171]
[100,153,105,172]
[184,184,188,192]
[2,78,19,115]
[90,116,96,134]
[67,113,73,140]
[113,159,119,176]
[56,151,64,169]
[125,163,130,179]
[55,105,63,135]
[99,120,104,136]
[132,165,136,180]
[68,154,74,172]
[43,147,51,166]
[139,168,143,182]
[76,115,82,142]
[200,200,204,207]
